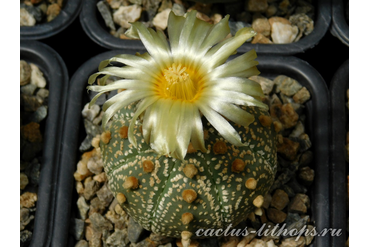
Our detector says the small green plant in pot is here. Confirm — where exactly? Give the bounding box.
[87,10,277,246]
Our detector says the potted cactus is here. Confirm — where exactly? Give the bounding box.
[86,11,277,246]
[55,9,330,247]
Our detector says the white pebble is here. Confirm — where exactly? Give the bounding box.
[152,8,172,30]
[82,103,100,122]
[30,63,47,88]
[270,22,298,44]
[113,4,142,29]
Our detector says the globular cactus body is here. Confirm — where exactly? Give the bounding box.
[101,103,277,238]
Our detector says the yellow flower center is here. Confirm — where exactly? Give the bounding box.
[159,63,200,101]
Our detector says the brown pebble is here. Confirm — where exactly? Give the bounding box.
[267,208,287,224]
[253,195,264,208]
[20,192,38,208]
[21,122,43,143]
[277,137,300,161]
[270,189,289,211]
[273,121,283,133]
[46,3,61,22]
[20,60,31,85]
[116,193,126,204]
[288,194,310,214]
[101,131,111,144]
[91,135,100,148]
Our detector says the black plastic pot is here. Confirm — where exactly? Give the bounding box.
[51,49,136,247]
[20,0,82,40]
[79,0,331,55]
[330,0,349,46]
[255,56,330,247]
[238,0,331,54]
[20,40,69,247]
[330,59,349,247]
[79,0,145,51]
[55,51,330,246]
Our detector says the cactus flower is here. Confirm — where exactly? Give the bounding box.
[88,10,266,160]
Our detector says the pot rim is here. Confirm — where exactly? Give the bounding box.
[20,40,69,247]
[20,0,83,40]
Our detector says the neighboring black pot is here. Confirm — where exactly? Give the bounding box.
[79,0,331,55]
[20,40,69,247]
[79,0,145,51]
[55,51,330,246]
[330,0,349,46]
[330,59,349,247]
[20,0,82,40]
[239,0,331,54]
[255,56,330,247]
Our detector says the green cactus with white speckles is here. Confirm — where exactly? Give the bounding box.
[99,103,277,238]
[88,10,278,242]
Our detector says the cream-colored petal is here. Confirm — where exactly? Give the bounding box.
[210,49,258,78]
[207,100,255,127]
[148,28,172,68]
[141,104,154,144]
[205,77,264,98]
[129,22,171,69]
[163,100,191,159]
[205,27,257,69]
[167,11,186,57]
[88,82,153,106]
[180,18,213,68]
[171,101,195,159]
[177,11,197,55]
[201,90,267,109]
[89,91,106,106]
[189,108,207,153]
[125,23,140,39]
[148,99,173,155]
[101,90,155,128]
[99,54,160,80]
[231,67,261,78]
[199,15,230,51]
[188,18,212,52]
[160,100,180,155]
[128,96,158,148]
[98,74,111,86]
[197,103,244,146]
[142,100,199,159]
[88,67,149,85]
[88,79,154,92]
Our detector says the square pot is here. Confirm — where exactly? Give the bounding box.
[55,50,330,246]
[330,0,349,46]
[79,0,331,55]
[330,59,349,246]
[20,40,69,247]
[20,0,82,40]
